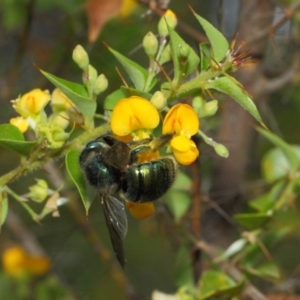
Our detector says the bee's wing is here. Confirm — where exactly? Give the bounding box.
[104,142,130,170]
[102,196,128,267]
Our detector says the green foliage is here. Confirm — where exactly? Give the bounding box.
[198,270,244,299]
[40,70,97,121]
[193,11,229,62]
[0,8,294,300]
[65,150,95,215]
[205,76,264,125]
[0,124,36,156]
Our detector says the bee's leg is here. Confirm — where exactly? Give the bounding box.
[129,133,174,164]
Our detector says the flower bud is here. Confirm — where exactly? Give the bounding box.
[39,124,69,149]
[214,143,229,158]
[192,96,204,115]
[159,44,171,65]
[29,179,48,202]
[51,89,72,112]
[158,10,177,37]
[150,91,167,110]
[83,64,98,86]
[93,74,108,95]
[143,32,159,57]
[203,100,218,117]
[178,43,190,62]
[72,45,89,70]
[49,111,70,129]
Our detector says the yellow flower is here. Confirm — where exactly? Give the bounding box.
[11,89,50,118]
[126,201,155,219]
[111,96,159,138]
[163,104,200,165]
[10,116,28,133]
[2,246,50,277]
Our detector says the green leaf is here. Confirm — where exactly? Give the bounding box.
[262,148,290,183]
[199,43,211,71]
[216,238,248,262]
[198,270,244,300]
[173,171,192,191]
[168,26,200,84]
[65,150,95,214]
[245,262,280,280]
[104,88,128,111]
[250,181,287,212]
[121,86,153,100]
[40,69,96,120]
[234,212,272,230]
[0,192,8,227]
[206,76,264,125]
[164,191,191,222]
[0,124,36,156]
[258,128,300,173]
[256,263,280,280]
[193,12,229,62]
[174,244,195,292]
[108,47,148,90]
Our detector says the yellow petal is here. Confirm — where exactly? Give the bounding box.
[171,136,199,165]
[126,201,155,219]
[111,96,159,136]
[163,104,199,136]
[2,246,28,277]
[12,89,50,117]
[10,117,28,133]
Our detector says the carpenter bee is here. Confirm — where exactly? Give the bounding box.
[79,133,177,267]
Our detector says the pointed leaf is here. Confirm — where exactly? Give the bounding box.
[0,193,8,227]
[104,88,128,111]
[245,262,280,280]
[40,69,96,120]
[0,124,36,156]
[193,12,229,62]
[120,86,153,100]
[164,191,191,222]
[234,212,272,230]
[216,238,248,262]
[258,128,300,173]
[65,149,95,214]
[168,26,200,84]
[174,244,194,292]
[206,76,264,125]
[108,47,148,90]
[199,43,211,71]
[173,171,192,191]
[198,270,244,300]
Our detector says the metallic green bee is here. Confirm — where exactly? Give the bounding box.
[79,133,177,267]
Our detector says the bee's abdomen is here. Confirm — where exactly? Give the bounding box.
[123,157,176,202]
